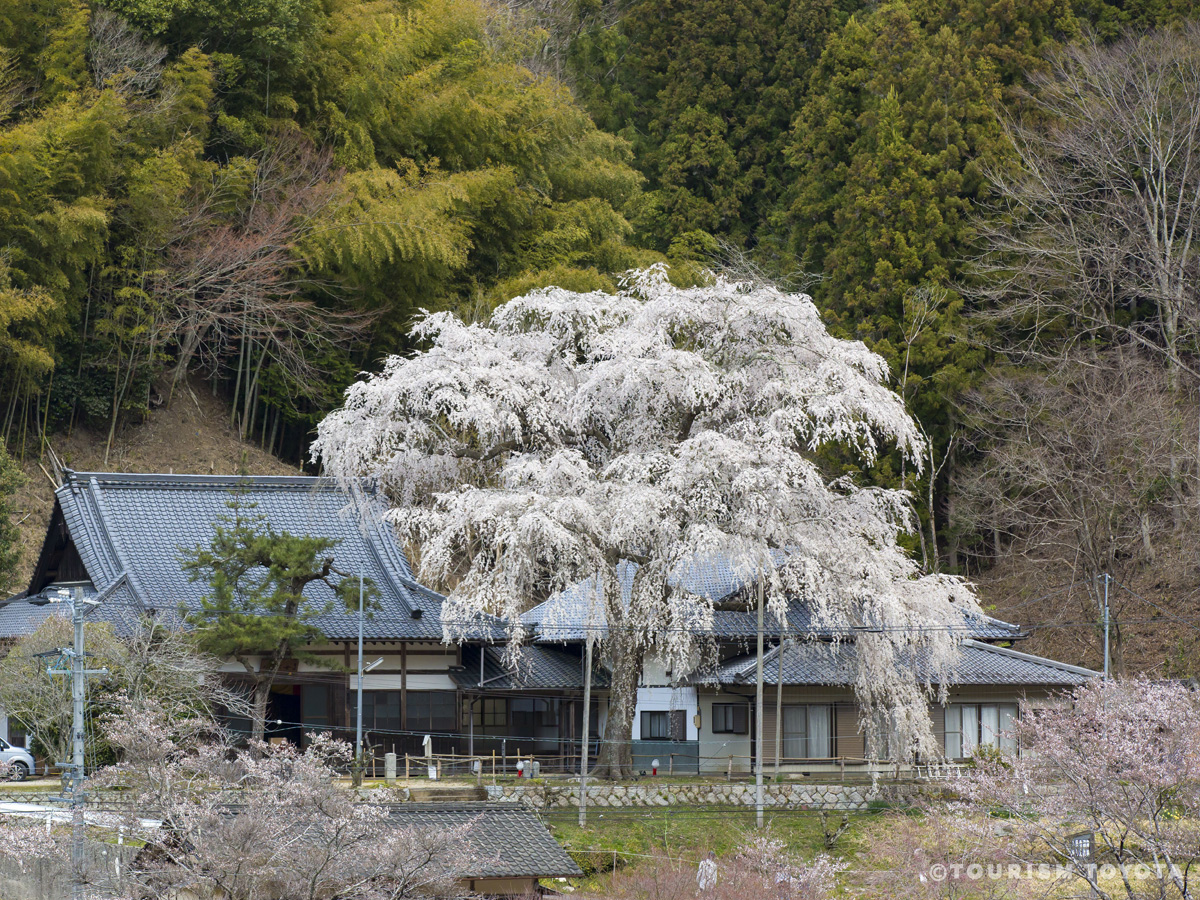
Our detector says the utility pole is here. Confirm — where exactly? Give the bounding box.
[755,576,764,829]
[1102,573,1111,681]
[70,587,85,900]
[774,637,785,780]
[579,637,593,828]
[355,568,364,786]
[36,587,105,900]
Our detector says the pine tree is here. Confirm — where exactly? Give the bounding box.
[181,490,376,743]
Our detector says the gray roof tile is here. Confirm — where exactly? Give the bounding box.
[34,472,446,641]
[700,639,1097,687]
[450,645,610,691]
[524,559,1023,643]
[386,803,581,878]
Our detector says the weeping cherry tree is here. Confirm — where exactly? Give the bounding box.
[313,266,978,777]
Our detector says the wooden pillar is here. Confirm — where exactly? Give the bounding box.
[400,643,408,732]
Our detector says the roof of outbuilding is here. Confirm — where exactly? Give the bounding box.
[523,560,1023,644]
[385,803,581,879]
[700,639,1097,687]
[14,472,448,641]
[449,645,610,691]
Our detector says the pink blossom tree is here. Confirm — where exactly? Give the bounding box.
[961,678,1200,900]
[851,801,1040,900]
[73,703,478,900]
[313,266,979,776]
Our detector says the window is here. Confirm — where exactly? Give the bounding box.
[406,691,458,734]
[466,698,507,729]
[510,698,558,732]
[349,691,402,733]
[641,711,670,740]
[781,705,833,759]
[945,703,1018,759]
[301,686,330,728]
[712,703,749,735]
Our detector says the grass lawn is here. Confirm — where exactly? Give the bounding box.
[542,806,873,889]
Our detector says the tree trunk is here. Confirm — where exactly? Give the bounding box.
[593,625,642,780]
[252,678,271,744]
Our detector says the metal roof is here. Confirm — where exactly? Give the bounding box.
[523,559,1023,643]
[385,803,581,878]
[700,639,1097,687]
[13,471,447,641]
[449,645,610,691]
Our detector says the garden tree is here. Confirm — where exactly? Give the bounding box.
[962,678,1200,900]
[0,439,22,595]
[313,266,980,777]
[954,350,1188,672]
[182,492,375,742]
[0,615,247,771]
[95,714,475,900]
[0,705,476,899]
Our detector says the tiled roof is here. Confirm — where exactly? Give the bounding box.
[700,639,1097,687]
[386,803,581,878]
[523,559,1023,643]
[23,472,446,641]
[449,645,610,691]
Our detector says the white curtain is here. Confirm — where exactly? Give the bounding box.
[782,707,806,759]
[961,705,979,755]
[944,705,962,759]
[999,704,1018,753]
[808,705,831,757]
[981,705,1001,748]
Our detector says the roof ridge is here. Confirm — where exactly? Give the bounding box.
[64,471,364,489]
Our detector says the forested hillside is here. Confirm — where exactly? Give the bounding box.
[2,0,1199,674]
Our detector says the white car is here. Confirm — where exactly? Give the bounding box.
[0,739,36,781]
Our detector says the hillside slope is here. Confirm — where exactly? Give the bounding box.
[10,378,299,591]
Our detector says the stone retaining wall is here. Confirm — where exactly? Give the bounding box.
[485,780,915,810]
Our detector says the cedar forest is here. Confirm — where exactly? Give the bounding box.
[1,0,1199,674]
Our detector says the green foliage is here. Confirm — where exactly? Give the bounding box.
[0,0,645,463]
[0,438,23,595]
[786,2,1006,430]
[572,0,859,255]
[181,490,374,665]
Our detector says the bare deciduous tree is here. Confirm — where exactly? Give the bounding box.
[974,25,1200,384]
[0,616,248,767]
[88,10,167,95]
[956,349,1195,671]
[961,25,1200,667]
[157,134,371,441]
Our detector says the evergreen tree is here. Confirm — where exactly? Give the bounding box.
[182,491,376,743]
[572,0,860,254]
